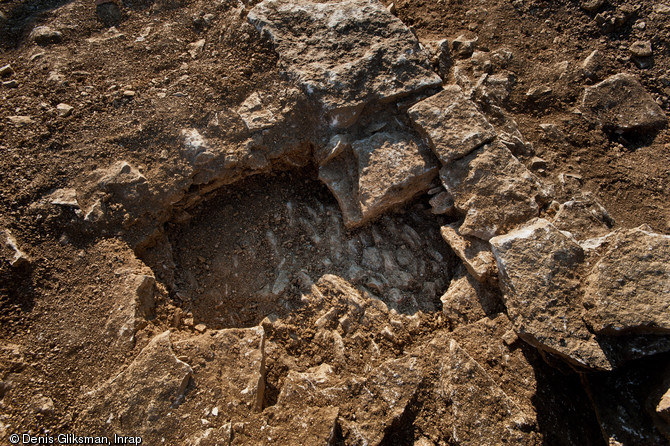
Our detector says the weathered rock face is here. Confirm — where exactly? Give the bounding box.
[490,218,612,371]
[77,332,193,438]
[583,227,670,335]
[408,84,496,164]
[440,222,497,284]
[440,141,552,240]
[319,130,438,227]
[172,326,266,414]
[582,73,667,132]
[441,315,540,446]
[248,0,441,128]
[104,262,156,349]
[552,192,614,241]
[440,265,504,328]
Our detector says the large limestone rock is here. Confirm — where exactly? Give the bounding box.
[442,336,537,445]
[440,141,551,240]
[408,85,496,165]
[172,326,266,413]
[248,0,441,128]
[273,350,423,446]
[77,332,193,438]
[104,263,156,349]
[551,192,614,241]
[440,265,503,328]
[582,73,667,132]
[440,222,497,284]
[319,131,438,227]
[490,219,612,371]
[583,227,670,335]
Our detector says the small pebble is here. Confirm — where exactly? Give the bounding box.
[56,103,74,117]
[630,40,652,58]
[0,64,12,76]
[2,80,17,88]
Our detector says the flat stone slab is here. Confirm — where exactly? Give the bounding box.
[248,0,441,128]
[78,332,193,437]
[583,226,670,335]
[551,192,614,241]
[490,218,612,371]
[319,130,438,228]
[440,141,551,240]
[582,73,667,132]
[440,222,497,283]
[408,85,496,164]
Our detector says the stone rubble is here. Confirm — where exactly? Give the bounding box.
[34,0,670,442]
[581,73,667,132]
[248,0,441,128]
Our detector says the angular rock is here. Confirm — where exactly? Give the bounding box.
[276,357,422,445]
[429,190,455,215]
[237,88,303,133]
[172,326,266,413]
[229,406,340,446]
[56,103,74,117]
[248,0,440,127]
[443,338,536,445]
[583,227,670,335]
[440,265,503,328]
[582,73,667,132]
[8,116,34,126]
[1,230,30,268]
[408,85,496,165]
[48,188,79,208]
[104,263,156,348]
[319,131,438,228]
[440,141,551,240]
[630,40,653,58]
[659,389,670,424]
[552,192,614,240]
[490,219,612,371]
[440,222,497,283]
[78,332,193,437]
[31,26,63,45]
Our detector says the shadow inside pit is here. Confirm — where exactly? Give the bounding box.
[165,167,457,330]
[0,263,36,331]
[524,346,606,446]
[0,0,73,48]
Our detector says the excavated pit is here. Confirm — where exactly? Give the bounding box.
[168,167,458,329]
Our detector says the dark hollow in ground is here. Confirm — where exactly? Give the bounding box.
[168,168,458,329]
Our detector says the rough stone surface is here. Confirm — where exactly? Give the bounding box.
[583,227,670,335]
[104,261,156,348]
[443,337,537,445]
[248,0,441,127]
[276,357,423,445]
[1,229,30,267]
[582,73,667,132]
[440,141,551,240]
[408,85,497,165]
[552,192,614,240]
[319,130,438,227]
[31,26,63,45]
[658,388,670,424]
[490,218,612,371]
[440,222,497,283]
[77,332,193,438]
[440,265,504,329]
[173,326,266,413]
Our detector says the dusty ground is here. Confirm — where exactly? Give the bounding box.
[1,0,669,444]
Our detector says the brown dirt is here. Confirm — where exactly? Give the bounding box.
[0,0,668,444]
